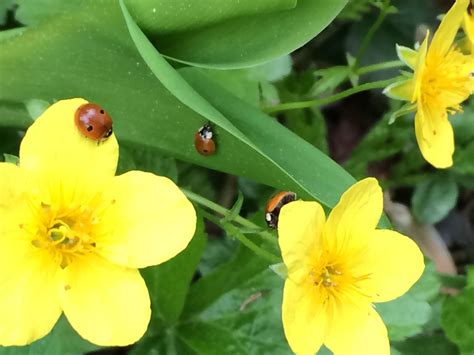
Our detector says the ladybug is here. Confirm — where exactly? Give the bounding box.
[74,103,113,142]
[194,123,216,156]
[265,191,297,229]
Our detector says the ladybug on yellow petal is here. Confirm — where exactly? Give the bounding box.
[74,103,113,142]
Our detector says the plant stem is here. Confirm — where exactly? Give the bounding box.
[357,60,403,75]
[198,208,281,264]
[353,0,392,70]
[264,78,396,114]
[181,188,276,244]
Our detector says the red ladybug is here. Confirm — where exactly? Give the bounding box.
[74,103,113,142]
[265,191,297,229]
[194,123,216,156]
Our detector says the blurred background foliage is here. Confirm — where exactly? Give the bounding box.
[0,0,473,354]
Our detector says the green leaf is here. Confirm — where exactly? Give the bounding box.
[24,98,50,121]
[467,265,474,289]
[118,0,374,214]
[14,0,348,69]
[152,0,348,68]
[3,153,18,164]
[377,260,439,341]
[0,316,98,355]
[0,0,14,25]
[0,101,31,128]
[377,295,431,341]
[393,334,458,355]
[411,173,459,224]
[182,244,268,318]
[178,269,290,355]
[117,142,178,181]
[441,287,474,354]
[141,216,207,324]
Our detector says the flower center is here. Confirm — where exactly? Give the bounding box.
[309,259,372,303]
[319,265,342,287]
[421,48,474,113]
[27,202,98,268]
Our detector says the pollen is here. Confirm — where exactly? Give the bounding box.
[27,200,100,268]
[419,48,474,111]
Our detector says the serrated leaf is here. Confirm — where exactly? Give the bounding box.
[411,173,459,224]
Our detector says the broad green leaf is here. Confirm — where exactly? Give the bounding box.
[15,0,347,68]
[0,0,14,25]
[178,269,290,355]
[377,261,439,341]
[117,142,178,181]
[0,101,31,128]
[141,216,206,324]
[393,334,458,355]
[441,287,474,354]
[0,316,98,355]
[377,295,431,341]
[14,0,295,28]
[411,173,459,224]
[182,244,268,318]
[153,0,347,68]
[119,0,376,213]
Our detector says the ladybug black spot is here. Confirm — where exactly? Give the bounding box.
[100,109,105,114]
[87,125,93,132]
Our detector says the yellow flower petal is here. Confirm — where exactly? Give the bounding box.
[383,79,415,101]
[0,164,62,346]
[19,98,119,202]
[324,178,382,253]
[61,254,150,346]
[464,10,474,53]
[430,0,469,58]
[325,308,389,355]
[278,201,325,283]
[414,103,454,168]
[411,33,429,103]
[94,171,196,269]
[282,279,326,355]
[0,244,61,345]
[396,44,417,69]
[366,230,425,303]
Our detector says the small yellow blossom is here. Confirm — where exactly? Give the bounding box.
[0,99,196,346]
[463,1,474,53]
[278,178,424,355]
[384,0,474,168]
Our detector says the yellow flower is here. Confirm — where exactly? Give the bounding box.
[278,178,424,355]
[384,0,474,169]
[463,1,474,53]
[0,98,196,346]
